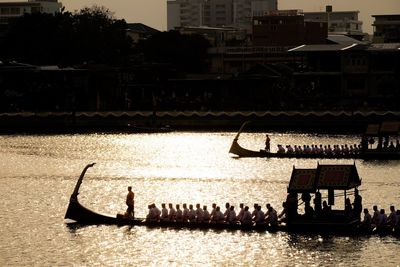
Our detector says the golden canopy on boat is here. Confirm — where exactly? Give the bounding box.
[287,164,361,193]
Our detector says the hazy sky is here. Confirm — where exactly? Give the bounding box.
[2,0,400,33]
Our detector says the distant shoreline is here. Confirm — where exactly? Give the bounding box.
[0,110,399,134]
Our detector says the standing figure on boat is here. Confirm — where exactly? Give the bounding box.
[125,186,135,218]
[352,189,362,220]
[313,191,322,215]
[265,134,271,152]
[286,193,298,220]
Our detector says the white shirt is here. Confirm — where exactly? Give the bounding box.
[255,210,265,224]
[213,210,224,222]
[161,208,168,220]
[237,208,244,221]
[196,208,204,222]
[188,209,196,221]
[182,208,189,221]
[228,210,237,223]
[268,210,278,225]
[153,207,161,220]
[168,208,176,221]
[176,209,183,221]
[210,207,217,218]
[203,210,210,222]
[241,210,252,225]
[223,209,230,219]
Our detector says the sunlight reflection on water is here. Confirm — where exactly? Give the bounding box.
[0,132,400,266]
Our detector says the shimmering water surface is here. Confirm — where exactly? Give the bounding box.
[0,132,399,266]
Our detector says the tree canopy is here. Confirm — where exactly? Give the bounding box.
[0,6,132,66]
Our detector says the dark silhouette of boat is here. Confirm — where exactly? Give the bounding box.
[64,163,399,236]
[229,121,400,160]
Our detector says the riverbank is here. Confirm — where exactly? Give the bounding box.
[0,110,399,134]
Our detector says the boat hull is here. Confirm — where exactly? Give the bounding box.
[229,140,400,160]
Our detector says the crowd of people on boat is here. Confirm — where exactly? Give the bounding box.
[264,134,400,155]
[124,186,400,233]
[276,144,363,156]
[361,136,400,152]
[144,202,283,227]
[360,205,400,232]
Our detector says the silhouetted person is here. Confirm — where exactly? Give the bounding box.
[352,188,362,220]
[314,191,322,215]
[125,186,134,218]
[345,198,352,217]
[265,134,271,151]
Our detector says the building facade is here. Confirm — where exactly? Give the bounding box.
[289,43,400,110]
[0,0,62,25]
[253,10,327,46]
[372,14,400,43]
[167,0,278,31]
[304,6,363,40]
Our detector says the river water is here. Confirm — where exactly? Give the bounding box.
[0,131,399,266]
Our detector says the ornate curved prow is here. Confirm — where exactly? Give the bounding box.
[233,121,251,141]
[229,121,251,154]
[70,163,96,200]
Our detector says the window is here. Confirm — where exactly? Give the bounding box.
[1,8,10,15]
[10,7,20,15]
[31,6,41,13]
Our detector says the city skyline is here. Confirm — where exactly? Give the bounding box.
[0,0,399,34]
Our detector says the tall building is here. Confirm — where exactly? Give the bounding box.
[167,0,278,31]
[304,6,364,40]
[372,14,400,43]
[0,0,62,25]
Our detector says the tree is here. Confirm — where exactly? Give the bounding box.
[0,5,132,66]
